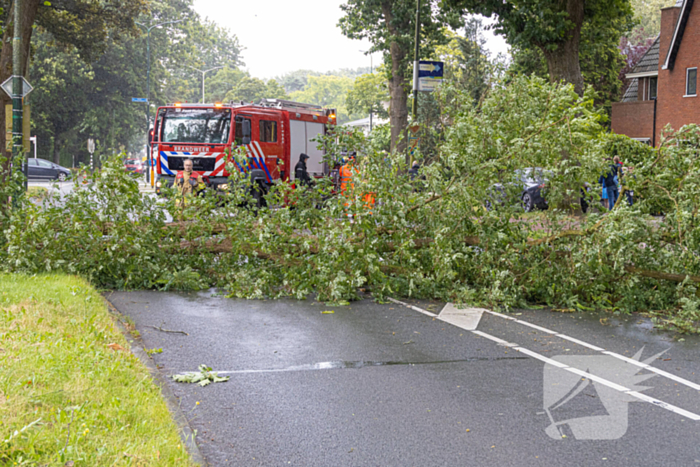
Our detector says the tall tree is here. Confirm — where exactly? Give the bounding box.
[25,0,246,166]
[0,0,149,151]
[448,0,634,96]
[346,70,390,120]
[339,0,463,153]
[509,10,634,112]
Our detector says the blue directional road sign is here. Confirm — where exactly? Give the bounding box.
[131,97,148,103]
[418,61,444,78]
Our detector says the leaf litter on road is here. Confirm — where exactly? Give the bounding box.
[171,365,230,387]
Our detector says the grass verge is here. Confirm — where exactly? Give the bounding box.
[27,187,48,201]
[0,273,195,466]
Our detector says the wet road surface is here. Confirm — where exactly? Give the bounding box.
[107,291,700,466]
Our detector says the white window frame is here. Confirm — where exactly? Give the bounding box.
[685,67,697,97]
[648,77,657,100]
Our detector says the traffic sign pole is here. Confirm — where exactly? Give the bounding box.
[12,0,26,195]
[410,0,421,166]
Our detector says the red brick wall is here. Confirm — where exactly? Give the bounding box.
[659,7,681,62]
[611,101,656,139]
[656,3,700,143]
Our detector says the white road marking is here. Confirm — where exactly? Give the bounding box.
[471,330,517,347]
[391,298,700,421]
[481,307,699,391]
[554,334,605,352]
[438,303,485,331]
[603,351,700,391]
[386,297,437,317]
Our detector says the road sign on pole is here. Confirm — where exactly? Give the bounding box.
[417,60,444,92]
[0,76,33,98]
[88,138,95,170]
[131,97,148,103]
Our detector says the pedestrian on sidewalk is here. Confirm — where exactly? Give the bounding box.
[599,160,620,210]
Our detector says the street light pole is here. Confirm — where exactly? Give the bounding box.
[187,66,224,103]
[136,19,183,187]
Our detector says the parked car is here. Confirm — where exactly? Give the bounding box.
[487,168,549,212]
[124,158,144,175]
[487,168,592,213]
[27,158,71,181]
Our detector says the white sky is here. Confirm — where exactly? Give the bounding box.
[193,0,509,80]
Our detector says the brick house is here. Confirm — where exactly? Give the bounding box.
[611,0,699,146]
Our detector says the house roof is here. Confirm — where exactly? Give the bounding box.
[622,79,639,102]
[663,0,695,70]
[627,36,661,77]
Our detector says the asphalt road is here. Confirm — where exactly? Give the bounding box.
[107,291,700,466]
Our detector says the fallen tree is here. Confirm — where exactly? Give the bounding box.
[2,76,699,332]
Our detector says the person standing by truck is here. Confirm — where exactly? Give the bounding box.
[175,158,205,208]
[294,153,313,187]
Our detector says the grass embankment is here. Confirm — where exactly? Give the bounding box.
[0,274,194,466]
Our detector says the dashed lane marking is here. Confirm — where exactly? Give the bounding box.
[391,298,700,422]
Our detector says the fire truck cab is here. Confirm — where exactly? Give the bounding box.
[152,99,336,199]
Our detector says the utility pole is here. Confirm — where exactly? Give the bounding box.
[360,50,374,132]
[370,54,374,132]
[12,0,25,193]
[136,19,183,187]
[410,0,421,166]
[186,66,224,103]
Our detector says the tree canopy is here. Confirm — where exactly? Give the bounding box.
[339,0,464,152]
[448,0,634,95]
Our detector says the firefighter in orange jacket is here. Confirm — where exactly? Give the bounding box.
[175,158,205,207]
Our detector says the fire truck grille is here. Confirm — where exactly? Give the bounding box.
[167,156,216,172]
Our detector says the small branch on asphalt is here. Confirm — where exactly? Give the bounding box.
[145,325,189,336]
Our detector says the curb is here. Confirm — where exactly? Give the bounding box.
[104,297,208,467]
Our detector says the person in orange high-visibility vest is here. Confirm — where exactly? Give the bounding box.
[339,153,358,196]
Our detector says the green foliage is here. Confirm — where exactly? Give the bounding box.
[3,76,700,333]
[629,0,677,38]
[28,0,246,164]
[275,67,371,94]
[339,0,464,150]
[346,70,390,120]
[508,8,634,112]
[171,365,230,386]
[290,75,361,123]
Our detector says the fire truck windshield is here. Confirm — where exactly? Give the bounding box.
[161,108,231,144]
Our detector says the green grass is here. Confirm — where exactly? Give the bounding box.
[0,274,196,466]
[26,187,48,200]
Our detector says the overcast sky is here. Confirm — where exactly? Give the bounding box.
[193,0,509,80]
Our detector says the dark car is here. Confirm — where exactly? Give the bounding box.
[124,158,144,175]
[27,158,71,181]
[487,168,549,212]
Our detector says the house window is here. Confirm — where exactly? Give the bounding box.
[648,77,657,100]
[687,68,697,96]
[259,120,278,143]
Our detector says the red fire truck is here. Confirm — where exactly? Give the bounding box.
[152,99,336,200]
